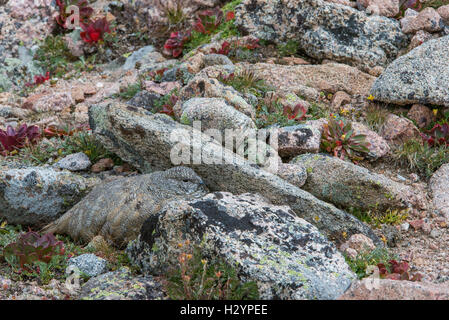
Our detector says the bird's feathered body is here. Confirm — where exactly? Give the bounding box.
[42,167,208,247]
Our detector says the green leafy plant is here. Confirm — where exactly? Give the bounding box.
[218,70,272,96]
[345,247,398,279]
[165,240,259,300]
[118,82,142,100]
[277,40,299,57]
[391,138,449,178]
[321,118,370,162]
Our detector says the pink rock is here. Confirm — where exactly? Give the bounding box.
[409,219,424,230]
[401,7,443,34]
[331,91,351,110]
[352,122,390,159]
[339,279,449,300]
[144,81,182,96]
[357,0,399,17]
[380,114,421,144]
[22,92,74,113]
[407,104,436,128]
[437,4,449,24]
[340,234,376,255]
[409,30,434,50]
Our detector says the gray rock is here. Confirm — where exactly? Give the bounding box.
[88,101,381,245]
[68,254,108,277]
[277,163,308,188]
[429,163,449,219]
[0,105,31,119]
[370,35,449,107]
[55,152,91,171]
[127,192,356,300]
[179,97,256,134]
[122,46,157,70]
[276,124,321,158]
[175,74,256,119]
[0,165,100,226]
[42,167,208,247]
[234,0,408,71]
[290,154,426,214]
[79,267,165,300]
[126,90,160,112]
[203,54,233,67]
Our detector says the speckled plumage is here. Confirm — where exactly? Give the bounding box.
[42,167,208,247]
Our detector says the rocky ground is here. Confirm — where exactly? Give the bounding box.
[1,0,449,300]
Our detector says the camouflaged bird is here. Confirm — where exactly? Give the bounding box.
[42,166,208,248]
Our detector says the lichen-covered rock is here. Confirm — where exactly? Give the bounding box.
[68,254,108,278]
[55,152,92,171]
[290,154,426,214]
[179,98,256,135]
[43,167,208,247]
[203,54,233,67]
[79,267,165,300]
[175,73,256,119]
[127,192,356,300]
[89,101,381,244]
[0,164,100,226]
[234,0,408,71]
[429,164,449,219]
[370,35,449,107]
[122,46,165,70]
[276,124,322,158]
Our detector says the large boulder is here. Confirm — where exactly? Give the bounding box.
[42,167,208,247]
[370,35,449,107]
[240,62,377,96]
[0,164,100,226]
[290,154,426,214]
[234,0,408,71]
[127,192,356,300]
[88,101,381,244]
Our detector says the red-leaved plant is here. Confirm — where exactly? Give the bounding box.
[0,124,40,155]
[283,103,308,122]
[80,17,111,44]
[420,123,449,147]
[3,230,65,272]
[163,31,191,57]
[210,41,231,55]
[193,9,224,34]
[378,260,423,281]
[56,0,93,29]
[160,94,179,117]
[25,72,50,88]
